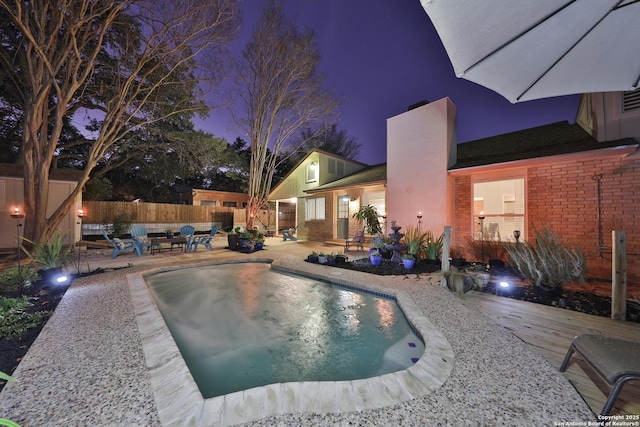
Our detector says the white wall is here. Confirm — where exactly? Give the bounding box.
[386,97,457,237]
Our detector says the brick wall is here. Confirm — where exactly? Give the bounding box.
[528,156,640,281]
[452,155,640,283]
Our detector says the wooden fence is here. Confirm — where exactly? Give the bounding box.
[82,201,236,233]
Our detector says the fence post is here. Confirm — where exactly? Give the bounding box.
[441,226,453,273]
[611,230,627,321]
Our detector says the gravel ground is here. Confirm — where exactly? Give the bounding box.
[0,239,594,426]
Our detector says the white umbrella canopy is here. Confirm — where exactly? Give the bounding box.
[420,0,640,103]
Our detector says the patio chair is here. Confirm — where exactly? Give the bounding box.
[560,334,640,416]
[191,225,218,251]
[130,225,153,253]
[282,225,298,241]
[179,225,196,252]
[102,229,141,259]
[344,229,365,252]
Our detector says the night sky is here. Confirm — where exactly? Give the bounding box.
[196,0,581,165]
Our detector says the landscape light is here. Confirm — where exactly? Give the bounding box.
[499,281,510,288]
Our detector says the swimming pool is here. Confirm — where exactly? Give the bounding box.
[128,260,454,425]
[144,263,425,398]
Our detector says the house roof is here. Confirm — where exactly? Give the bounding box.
[451,121,638,170]
[305,163,386,193]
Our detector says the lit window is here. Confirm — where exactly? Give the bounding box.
[306,197,325,220]
[473,178,524,241]
[307,162,318,182]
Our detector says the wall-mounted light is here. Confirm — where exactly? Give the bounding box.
[310,161,318,170]
[417,211,423,231]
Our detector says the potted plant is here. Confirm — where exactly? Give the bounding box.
[353,204,382,242]
[369,249,382,266]
[326,253,336,266]
[318,253,327,264]
[334,253,348,265]
[254,235,265,250]
[401,253,415,269]
[307,251,319,263]
[238,230,254,252]
[228,227,240,251]
[165,228,174,239]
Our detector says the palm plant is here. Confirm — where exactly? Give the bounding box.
[403,225,427,259]
[353,204,382,236]
[424,230,444,260]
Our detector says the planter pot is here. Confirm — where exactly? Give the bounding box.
[402,258,416,269]
[254,242,264,251]
[473,272,491,288]
[239,238,252,249]
[370,255,382,266]
[318,256,327,264]
[227,234,239,251]
[335,255,348,265]
[307,255,319,263]
[166,232,174,239]
[327,258,336,266]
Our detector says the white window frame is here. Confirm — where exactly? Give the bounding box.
[306,197,325,220]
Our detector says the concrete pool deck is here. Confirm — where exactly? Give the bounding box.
[0,237,594,425]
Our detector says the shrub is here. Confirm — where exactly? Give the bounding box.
[0,266,38,294]
[110,212,136,238]
[21,230,73,269]
[0,296,51,340]
[465,236,507,262]
[505,227,586,292]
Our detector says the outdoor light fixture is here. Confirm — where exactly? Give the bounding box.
[496,280,511,296]
[77,208,87,273]
[417,212,423,231]
[10,207,25,294]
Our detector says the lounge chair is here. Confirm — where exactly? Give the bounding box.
[179,225,196,252]
[282,226,298,241]
[344,229,365,252]
[130,225,153,253]
[560,334,640,416]
[102,229,141,259]
[191,225,218,251]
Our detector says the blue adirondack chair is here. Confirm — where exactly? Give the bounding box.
[130,225,153,253]
[102,229,141,259]
[191,225,218,251]
[179,225,196,252]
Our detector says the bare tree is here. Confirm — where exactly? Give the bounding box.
[0,0,239,244]
[236,0,339,229]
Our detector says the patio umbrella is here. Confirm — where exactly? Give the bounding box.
[420,0,640,103]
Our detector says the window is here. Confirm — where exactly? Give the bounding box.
[306,162,318,182]
[361,191,386,217]
[200,200,216,207]
[306,197,325,220]
[473,178,524,241]
[222,201,237,207]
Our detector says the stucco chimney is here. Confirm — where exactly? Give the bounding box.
[386,97,457,235]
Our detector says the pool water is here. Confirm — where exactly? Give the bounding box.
[145,263,425,398]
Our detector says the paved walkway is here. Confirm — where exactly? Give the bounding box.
[0,236,596,426]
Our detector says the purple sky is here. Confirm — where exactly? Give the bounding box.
[195,0,581,165]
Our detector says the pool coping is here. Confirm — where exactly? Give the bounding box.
[127,259,454,426]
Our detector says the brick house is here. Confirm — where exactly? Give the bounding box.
[277,91,640,283]
[267,150,369,238]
